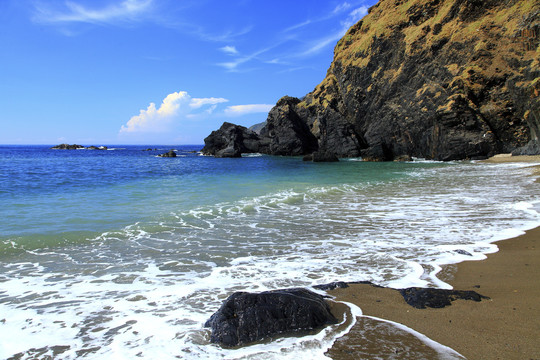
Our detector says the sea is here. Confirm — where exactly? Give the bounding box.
[0,145,539,359]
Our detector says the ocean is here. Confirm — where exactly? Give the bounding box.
[0,145,539,359]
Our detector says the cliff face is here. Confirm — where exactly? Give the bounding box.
[204,0,539,160]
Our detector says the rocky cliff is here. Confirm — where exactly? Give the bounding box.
[204,0,539,160]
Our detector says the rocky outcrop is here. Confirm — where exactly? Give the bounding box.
[51,144,85,150]
[258,96,318,156]
[204,288,338,347]
[201,122,262,158]
[204,0,539,161]
[158,150,177,157]
[51,144,108,150]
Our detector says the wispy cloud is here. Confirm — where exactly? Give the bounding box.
[196,26,253,42]
[119,91,228,134]
[217,44,280,72]
[33,0,154,25]
[220,46,239,55]
[283,19,312,33]
[224,104,274,117]
[295,5,368,57]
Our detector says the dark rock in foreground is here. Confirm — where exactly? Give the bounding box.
[399,287,489,309]
[205,288,338,347]
[51,144,85,150]
[158,150,177,158]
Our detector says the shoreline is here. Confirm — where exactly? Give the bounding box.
[327,155,540,359]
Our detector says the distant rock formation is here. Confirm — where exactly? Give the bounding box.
[205,288,338,347]
[51,144,85,150]
[51,144,107,150]
[203,0,539,160]
[158,150,177,158]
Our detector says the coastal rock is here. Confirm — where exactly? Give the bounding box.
[203,0,538,161]
[398,287,489,309]
[258,96,318,156]
[51,144,85,150]
[511,140,540,156]
[204,288,338,347]
[201,122,261,158]
[313,281,349,291]
[87,146,107,150]
[158,150,177,158]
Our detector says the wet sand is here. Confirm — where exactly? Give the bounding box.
[327,155,540,360]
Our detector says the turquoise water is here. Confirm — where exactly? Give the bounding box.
[0,145,539,359]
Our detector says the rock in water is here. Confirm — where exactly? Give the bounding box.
[204,288,338,347]
[51,144,84,150]
[158,150,177,158]
[201,122,261,158]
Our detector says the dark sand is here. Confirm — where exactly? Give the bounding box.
[327,156,540,360]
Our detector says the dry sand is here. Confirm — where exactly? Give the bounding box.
[327,155,540,360]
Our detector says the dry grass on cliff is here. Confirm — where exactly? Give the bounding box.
[303,0,539,111]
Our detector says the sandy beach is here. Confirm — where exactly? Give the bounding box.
[327,155,540,360]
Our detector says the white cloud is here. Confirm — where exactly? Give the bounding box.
[119,91,228,134]
[190,97,228,109]
[224,104,274,117]
[220,46,239,55]
[33,0,153,25]
[333,2,352,14]
[298,6,368,57]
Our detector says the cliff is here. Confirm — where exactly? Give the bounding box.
[203,0,539,161]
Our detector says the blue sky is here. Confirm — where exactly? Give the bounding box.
[0,0,375,145]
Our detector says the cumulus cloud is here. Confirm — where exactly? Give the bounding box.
[120,91,228,134]
[224,104,274,117]
[33,0,153,25]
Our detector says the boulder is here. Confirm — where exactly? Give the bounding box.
[205,288,338,347]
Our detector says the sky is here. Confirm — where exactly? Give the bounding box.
[0,0,376,145]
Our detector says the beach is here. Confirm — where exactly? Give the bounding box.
[1,148,539,359]
[328,155,540,360]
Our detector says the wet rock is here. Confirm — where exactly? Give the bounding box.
[398,287,489,309]
[205,288,338,347]
[313,281,349,291]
